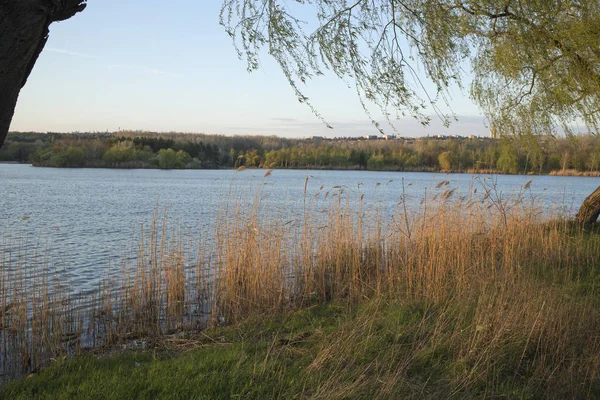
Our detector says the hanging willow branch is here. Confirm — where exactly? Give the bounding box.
[221,0,600,136]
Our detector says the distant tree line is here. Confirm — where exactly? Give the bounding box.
[1,131,600,175]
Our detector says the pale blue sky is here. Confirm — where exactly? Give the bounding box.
[10,1,488,138]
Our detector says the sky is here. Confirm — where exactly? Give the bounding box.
[10,1,489,138]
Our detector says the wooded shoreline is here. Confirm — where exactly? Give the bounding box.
[2,131,600,175]
[5,161,600,178]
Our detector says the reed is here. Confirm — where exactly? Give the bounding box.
[1,176,600,395]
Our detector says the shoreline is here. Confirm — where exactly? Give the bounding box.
[8,162,600,177]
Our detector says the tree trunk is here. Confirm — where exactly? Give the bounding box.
[576,185,600,225]
[0,0,86,148]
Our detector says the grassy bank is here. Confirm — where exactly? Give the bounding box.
[2,181,600,397]
[4,281,600,399]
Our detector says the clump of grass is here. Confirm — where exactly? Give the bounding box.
[2,177,600,397]
[0,235,87,379]
[3,294,600,398]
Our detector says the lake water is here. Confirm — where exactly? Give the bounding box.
[1,164,599,296]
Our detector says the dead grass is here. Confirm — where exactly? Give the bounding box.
[1,176,600,396]
[549,169,600,177]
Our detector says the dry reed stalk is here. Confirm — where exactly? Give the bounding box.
[1,179,600,393]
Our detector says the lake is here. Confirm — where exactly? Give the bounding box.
[1,164,599,297]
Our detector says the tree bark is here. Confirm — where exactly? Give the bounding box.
[576,185,600,225]
[0,0,86,148]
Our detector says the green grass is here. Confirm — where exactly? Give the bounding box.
[1,305,348,400]
[4,283,600,399]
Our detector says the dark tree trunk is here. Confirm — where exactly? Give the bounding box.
[0,0,86,148]
[576,185,600,225]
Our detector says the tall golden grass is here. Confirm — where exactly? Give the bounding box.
[1,177,599,392]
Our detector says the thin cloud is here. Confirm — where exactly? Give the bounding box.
[45,48,182,78]
[262,115,489,138]
[46,47,96,59]
[270,117,299,123]
[107,64,183,77]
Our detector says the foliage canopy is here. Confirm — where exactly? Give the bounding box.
[221,0,600,135]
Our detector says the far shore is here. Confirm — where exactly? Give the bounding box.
[4,162,600,177]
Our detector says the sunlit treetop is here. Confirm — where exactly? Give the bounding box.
[221,0,600,136]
